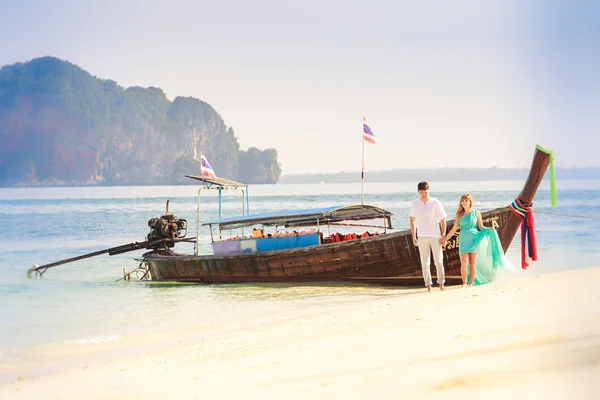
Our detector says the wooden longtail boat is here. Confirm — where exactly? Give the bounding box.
[140,146,552,285]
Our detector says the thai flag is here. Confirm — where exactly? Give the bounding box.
[363,117,376,144]
[200,154,216,177]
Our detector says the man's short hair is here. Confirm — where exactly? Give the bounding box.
[417,181,429,191]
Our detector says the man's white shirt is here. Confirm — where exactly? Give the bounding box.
[409,197,447,238]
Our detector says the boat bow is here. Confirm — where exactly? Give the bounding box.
[498,145,552,252]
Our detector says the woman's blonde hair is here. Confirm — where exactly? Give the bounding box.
[455,193,473,219]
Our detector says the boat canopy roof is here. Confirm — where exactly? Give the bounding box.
[185,174,248,189]
[202,204,394,230]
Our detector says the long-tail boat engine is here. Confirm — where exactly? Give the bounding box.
[145,200,187,251]
[147,214,187,242]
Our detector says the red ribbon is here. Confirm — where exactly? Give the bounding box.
[509,199,537,269]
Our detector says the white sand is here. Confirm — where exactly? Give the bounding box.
[2,267,599,399]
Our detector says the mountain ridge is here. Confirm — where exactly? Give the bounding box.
[279,166,598,184]
[0,56,282,187]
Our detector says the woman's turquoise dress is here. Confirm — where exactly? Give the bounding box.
[458,209,516,285]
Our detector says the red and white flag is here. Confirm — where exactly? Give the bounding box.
[363,117,376,144]
[200,154,216,177]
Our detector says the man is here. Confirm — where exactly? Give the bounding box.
[409,181,448,291]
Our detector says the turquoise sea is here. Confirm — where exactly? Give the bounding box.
[1,180,599,382]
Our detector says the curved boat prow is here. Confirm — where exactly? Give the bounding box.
[498,145,552,252]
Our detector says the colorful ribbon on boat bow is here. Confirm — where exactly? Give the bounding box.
[509,199,537,269]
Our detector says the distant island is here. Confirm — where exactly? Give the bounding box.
[279,166,600,184]
[0,57,282,187]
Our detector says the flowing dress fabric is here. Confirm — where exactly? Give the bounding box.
[458,209,516,285]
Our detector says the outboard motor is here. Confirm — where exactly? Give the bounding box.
[146,200,187,242]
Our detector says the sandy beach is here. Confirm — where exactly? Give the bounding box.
[2,266,599,399]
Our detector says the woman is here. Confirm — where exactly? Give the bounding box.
[444,193,515,286]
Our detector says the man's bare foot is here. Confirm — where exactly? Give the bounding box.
[440,284,445,291]
[427,285,431,292]
[461,284,467,288]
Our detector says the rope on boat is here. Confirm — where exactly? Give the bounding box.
[505,206,599,271]
[136,265,151,280]
[509,199,537,269]
[532,210,600,220]
[114,260,149,282]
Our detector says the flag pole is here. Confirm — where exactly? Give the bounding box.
[361,116,376,205]
[361,122,365,205]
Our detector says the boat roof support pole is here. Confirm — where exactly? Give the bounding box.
[195,188,202,256]
[241,189,246,237]
[246,187,250,215]
[218,187,223,219]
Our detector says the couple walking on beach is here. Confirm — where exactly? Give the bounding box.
[409,182,514,291]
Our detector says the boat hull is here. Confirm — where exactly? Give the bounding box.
[145,207,513,285]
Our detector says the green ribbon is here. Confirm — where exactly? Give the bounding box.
[549,152,557,207]
[536,145,557,207]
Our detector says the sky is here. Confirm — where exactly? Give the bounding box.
[1,0,599,175]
